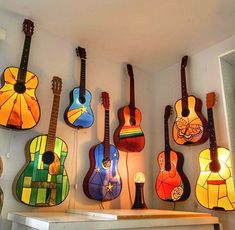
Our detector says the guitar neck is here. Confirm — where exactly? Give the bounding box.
[46,95,60,152]
[79,58,86,98]
[130,76,135,106]
[19,35,32,83]
[164,117,171,170]
[207,108,218,159]
[104,109,110,159]
[181,67,188,107]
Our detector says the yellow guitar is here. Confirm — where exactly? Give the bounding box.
[196,92,235,210]
[0,19,40,130]
[172,56,208,145]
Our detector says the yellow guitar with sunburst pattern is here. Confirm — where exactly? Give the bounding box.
[0,19,40,130]
[196,92,235,210]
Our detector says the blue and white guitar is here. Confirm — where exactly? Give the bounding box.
[64,47,94,128]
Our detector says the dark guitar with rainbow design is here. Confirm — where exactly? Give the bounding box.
[114,64,145,152]
[83,92,122,201]
[0,19,40,130]
[16,77,69,207]
[196,92,235,210]
[156,105,190,202]
[64,47,94,129]
[172,56,208,145]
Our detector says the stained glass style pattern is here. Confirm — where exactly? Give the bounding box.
[173,96,205,145]
[83,144,122,201]
[114,106,145,152]
[65,87,94,128]
[156,151,188,201]
[196,147,235,210]
[16,135,69,206]
[0,67,40,129]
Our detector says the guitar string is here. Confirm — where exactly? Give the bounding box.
[126,151,133,206]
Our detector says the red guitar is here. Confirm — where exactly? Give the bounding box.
[156,105,190,202]
[114,64,145,152]
[172,56,208,145]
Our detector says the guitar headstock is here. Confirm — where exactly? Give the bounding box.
[127,64,134,80]
[206,92,216,109]
[102,92,110,110]
[164,105,172,120]
[52,76,62,96]
[181,56,188,69]
[23,19,34,37]
[76,46,87,59]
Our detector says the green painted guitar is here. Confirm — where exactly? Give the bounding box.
[16,77,69,206]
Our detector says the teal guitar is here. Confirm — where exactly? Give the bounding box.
[64,47,94,128]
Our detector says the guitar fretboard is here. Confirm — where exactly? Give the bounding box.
[79,58,86,99]
[46,95,61,152]
[104,109,110,159]
[207,108,218,160]
[164,114,171,170]
[18,35,32,83]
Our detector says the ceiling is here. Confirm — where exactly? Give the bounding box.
[1,0,235,74]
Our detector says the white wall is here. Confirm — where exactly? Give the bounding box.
[0,10,152,229]
[150,35,235,230]
[1,7,235,230]
[220,58,235,172]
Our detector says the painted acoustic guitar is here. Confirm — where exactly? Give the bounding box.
[16,77,69,207]
[83,92,122,201]
[196,92,235,210]
[172,56,208,145]
[114,64,145,152]
[0,19,40,130]
[64,47,94,128]
[156,105,190,202]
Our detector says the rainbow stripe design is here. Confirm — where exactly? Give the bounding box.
[119,126,144,139]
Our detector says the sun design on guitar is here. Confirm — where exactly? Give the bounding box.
[0,67,40,129]
[174,117,203,142]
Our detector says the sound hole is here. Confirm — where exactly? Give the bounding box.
[102,158,111,169]
[79,96,86,104]
[42,151,55,165]
[209,161,221,173]
[181,108,189,117]
[129,117,136,126]
[14,82,26,94]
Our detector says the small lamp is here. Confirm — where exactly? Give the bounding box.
[132,172,147,209]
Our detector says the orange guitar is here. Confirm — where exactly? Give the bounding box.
[0,19,40,130]
[156,105,190,201]
[114,64,145,152]
[196,92,235,210]
[172,56,208,145]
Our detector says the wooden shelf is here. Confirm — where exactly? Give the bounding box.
[8,209,221,230]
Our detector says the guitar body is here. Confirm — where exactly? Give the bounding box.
[83,143,122,201]
[0,67,40,129]
[114,106,145,152]
[173,95,208,145]
[64,87,94,128]
[156,150,190,201]
[196,147,235,210]
[16,135,69,206]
